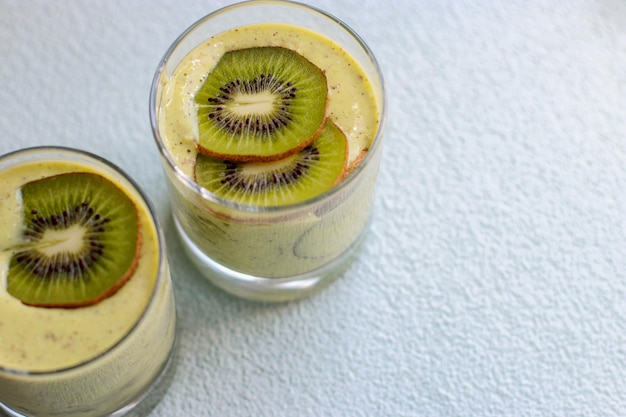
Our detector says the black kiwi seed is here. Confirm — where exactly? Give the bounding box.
[16,204,110,279]
[195,47,328,162]
[6,172,141,308]
[194,119,348,207]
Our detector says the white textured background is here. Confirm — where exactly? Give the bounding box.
[1,1,626,416]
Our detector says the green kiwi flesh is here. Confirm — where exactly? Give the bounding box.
[195,119,348,207]
[6,172,141,308]
[195,46,328,162]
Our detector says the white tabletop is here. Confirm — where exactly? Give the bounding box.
[1,1,625,416]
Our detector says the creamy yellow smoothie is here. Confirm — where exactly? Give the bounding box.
[151,5,385,300]
[159,23,379,178]
[0,149,176,416]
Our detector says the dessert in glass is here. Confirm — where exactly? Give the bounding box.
[150,0,386,301]
[0,146,177,417]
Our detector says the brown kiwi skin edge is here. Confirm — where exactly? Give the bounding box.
[20,218,143,309]
[196,97,329,163]
[330,121,350,186]
[344,147,368,178]
[191,118,351,221]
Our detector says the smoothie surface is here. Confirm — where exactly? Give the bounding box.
[0,161,159,372]
[158,23,380,179]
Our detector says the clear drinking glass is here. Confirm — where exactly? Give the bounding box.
[0,147,177,417]
[150,0,386,301]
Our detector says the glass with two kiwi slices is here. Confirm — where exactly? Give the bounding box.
[150,0,386,301]
[0,147,176,416]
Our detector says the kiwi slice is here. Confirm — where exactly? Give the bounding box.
[6,172,141,308]
[195,46,328,162]
[195,119,348,206]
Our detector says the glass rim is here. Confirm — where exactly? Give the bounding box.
[0,145,169,376]
[149,0,387,214]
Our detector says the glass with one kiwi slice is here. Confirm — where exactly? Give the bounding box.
[151,1,385,301]
[0,147,176,417]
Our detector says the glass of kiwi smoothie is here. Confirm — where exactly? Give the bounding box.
[0,147,177,416]
[150,0,386,301]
